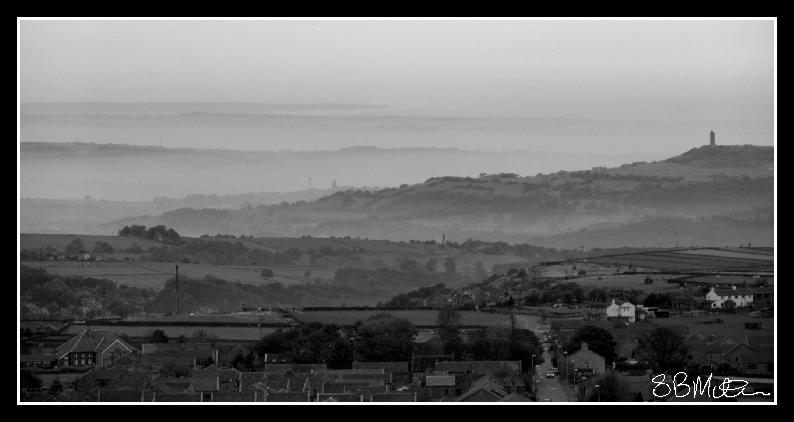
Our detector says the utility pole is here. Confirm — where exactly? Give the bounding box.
[175,264,180,315]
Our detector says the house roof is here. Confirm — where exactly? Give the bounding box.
[263,363,326,373]
[346,385,389,398]
[74,367,152,393]
[152,392,202,402]
[212,391,258,402]
[499,393,532,402]
[744,336,774,347]
[56,329,137,359]
[317,393,363,402]
[151,379,193,394]
[314,368,385,376]
[414,330,442,344]
[455,376,510,402]
[410,354,454,372]
[21,353,58,362]
[192,367,240,382]
[425,375,456,386]
[370,392,417,402]
[264,391,311,402]
[352,361,409,373]
[248,377,293,393]
[189,377,219,392]
[97,390,143,402]
[434,361,521,375]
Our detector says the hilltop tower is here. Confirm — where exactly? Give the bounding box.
[709,130,716,146]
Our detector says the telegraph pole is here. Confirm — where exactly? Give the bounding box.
[175,264,180,315]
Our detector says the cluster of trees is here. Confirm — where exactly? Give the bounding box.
[562,324,689,373]
[20,266,153,319]
[254,314,417,368]
[254,310,543,371]
[145,275,391,313]
[521,282,586,306]
[379,283,450,308]
[145,240,304,266]
[643,293,673,308]
[434,307,543,369]
[119,224,181,242]
[20,246,59,261]
[65,238,87,256]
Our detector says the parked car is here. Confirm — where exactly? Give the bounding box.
[546,371,555,378]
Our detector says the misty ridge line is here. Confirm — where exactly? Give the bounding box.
[19,140,640,158]
[20,101,756,126]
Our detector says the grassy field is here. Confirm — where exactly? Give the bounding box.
[295,309,516,327]
[20,260,332,291]
[63,324,275,341]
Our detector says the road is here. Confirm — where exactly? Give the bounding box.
[533,343,573,402]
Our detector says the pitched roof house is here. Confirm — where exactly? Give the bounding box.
[55,329,138,368]
[566,342,606,375]
[455,376,512,402]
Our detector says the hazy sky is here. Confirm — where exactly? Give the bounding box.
[20,19,773,123]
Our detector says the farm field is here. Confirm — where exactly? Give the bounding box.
[124,312,292,324]
[584,248,772,272]
[674,248,774,261]
[654,313,774,339]
[63,324,275,341]
[555,273,685,293]
[20,260,330,291]
[295,309,519,327]
[20,233,161,251]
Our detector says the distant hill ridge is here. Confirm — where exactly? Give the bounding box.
[665,145,773,168]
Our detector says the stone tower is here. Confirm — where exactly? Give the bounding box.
[709,130,716,146]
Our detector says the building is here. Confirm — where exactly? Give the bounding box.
[55,329,138,368]
[672,296,708,311]
[566,342,606,376]
[352,361,410,386]
[705,286,773,309]
[21,354,57,370]
[423,374,457,401]
[606,299,636,323]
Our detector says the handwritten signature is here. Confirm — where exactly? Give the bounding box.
[651,372,772,400]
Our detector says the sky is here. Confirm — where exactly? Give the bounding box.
[20,19,774,123]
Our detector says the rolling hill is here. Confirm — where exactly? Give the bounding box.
[102,144,773,248]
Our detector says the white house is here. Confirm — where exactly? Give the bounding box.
[606,300,621,318]
[606,299,636,323]
[705,287,755,308]
[619,302,636,322]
